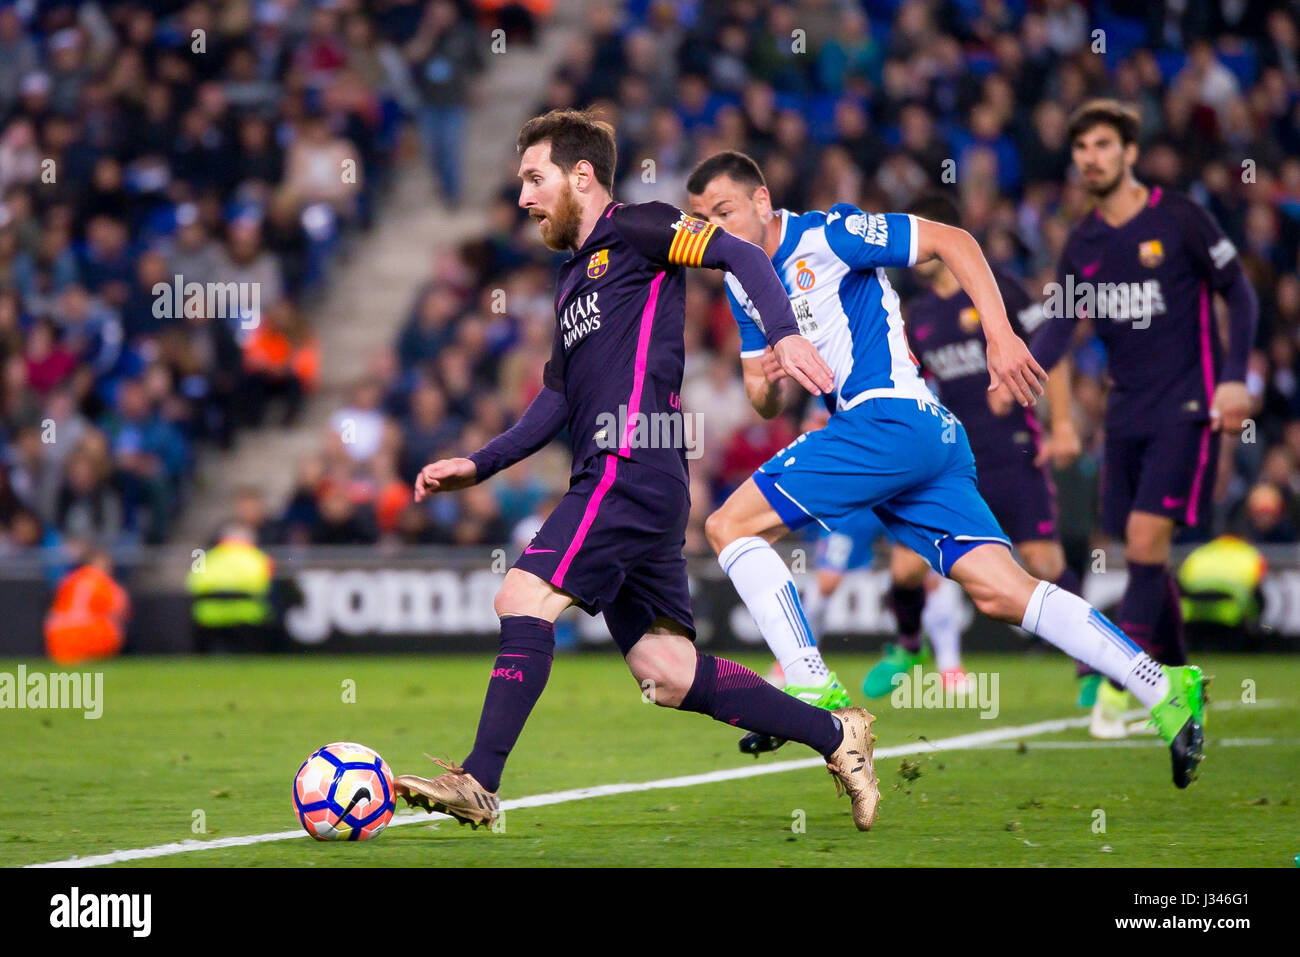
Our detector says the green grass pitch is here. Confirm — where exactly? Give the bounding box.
[3,653,1296,867]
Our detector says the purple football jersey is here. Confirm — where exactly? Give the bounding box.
[1055,187,1244,436]
[545,200,721,487]
[905,267,1046,467]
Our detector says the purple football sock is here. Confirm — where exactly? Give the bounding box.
[678,653,843,758]
[1116,561,1166,663]
[889,583,926,654]
[461,615,554,793]
[1155,565,1188,665]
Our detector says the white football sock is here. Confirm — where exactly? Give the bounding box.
[924,580,964,672]
[1021,581,1168,707]
[718,536,829,687]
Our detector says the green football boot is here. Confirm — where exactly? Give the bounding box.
[1148,665,1208,789]
[862,644,928,698]
[1077,672,1101,708]
[738,672,851,757]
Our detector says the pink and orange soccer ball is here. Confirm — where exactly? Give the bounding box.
[293,742,396,841]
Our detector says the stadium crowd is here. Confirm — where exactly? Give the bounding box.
[0,0,518,557]
[4,0,1297,568]
[282,0,1300,563]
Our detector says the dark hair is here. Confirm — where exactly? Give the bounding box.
[907,193,963,228]
[1068,99,1141,147]
[516,108,617,193]
[686,150,766,196]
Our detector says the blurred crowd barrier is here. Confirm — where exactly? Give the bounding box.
[0,541,1296,655]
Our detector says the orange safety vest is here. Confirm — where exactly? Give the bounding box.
[244,327,320,391]
[44,565,129,665]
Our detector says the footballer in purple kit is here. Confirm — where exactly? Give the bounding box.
[1032,100,1259,737]
[395,109,885,833]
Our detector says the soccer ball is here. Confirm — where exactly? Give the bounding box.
[293,742,396,841]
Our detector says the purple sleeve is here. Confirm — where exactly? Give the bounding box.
[1030,315,1076,372]
[994,269,1046,343]
[699,229,800,346]
[1218,267,1258,383]
[468,386,568,482]
[1183,201,1258,383]
[1032,244,1081,370]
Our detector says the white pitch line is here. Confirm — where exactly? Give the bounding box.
[19,707,1179,869]
[966,737,1290,750]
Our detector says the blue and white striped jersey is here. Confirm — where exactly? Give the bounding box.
[724,204,933,412]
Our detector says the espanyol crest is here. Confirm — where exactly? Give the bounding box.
[587,248,609,278]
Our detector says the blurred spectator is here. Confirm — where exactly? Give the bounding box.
[44,546,128,665]
[329,380,388,464]
[241,301,319,428]
[0,0,432,556]
[186,522,274,653]
[405,0,484,207]
[1177,535,1267,634]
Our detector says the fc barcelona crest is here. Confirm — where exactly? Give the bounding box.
[959,307,981,331]
[1138,239,1163,268]
[587,248,609,279]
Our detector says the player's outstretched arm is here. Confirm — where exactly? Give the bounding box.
[701,229,833,395]
[414,457,477,500]
[414,386,569,501]
[914,218,1046,406]
[611,201,831,393]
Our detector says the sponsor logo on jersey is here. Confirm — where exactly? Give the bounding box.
[845,212,889,246]
[958,307,980,332]
[923,340,987,380]
[1208,237,1237,269]
[560,291,602,348]
[1138,239,1164,267]
[795,259,816,290]
[791,295,818,335]
[587,248,609,279]
[1017,302,1047,334]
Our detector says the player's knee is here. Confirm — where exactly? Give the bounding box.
[959,567,1033,623]
[493,569,546,618]
[704,508,735,554]
[633,656,694,708]
[966,581,1012,621]
[1124,538,1168,565]
[627,635,698,707]
[1124,515,1173,564]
